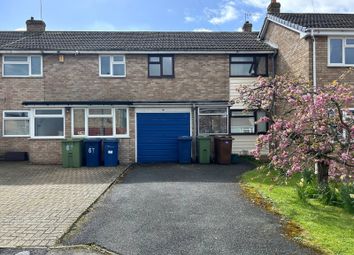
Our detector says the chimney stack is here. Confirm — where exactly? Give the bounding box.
[26,17,46,32]
[267,0,281,14]
[242,21,252,32]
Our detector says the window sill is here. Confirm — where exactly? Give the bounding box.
[2,135,30,138]
[199,133,228,136]
[2,76,43,78]
[72,135,130,139]
[327,64,354,67]
[229,75,267,78]
[99,75,126,78]
[148,76,175,79]
[29,137,65,140]
[230,133,266,136]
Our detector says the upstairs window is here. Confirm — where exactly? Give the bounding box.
[99,55,126,77]
[2,55,42,77]
[230,55,268,77]
[329,38,354,65]
[148,55,174,78]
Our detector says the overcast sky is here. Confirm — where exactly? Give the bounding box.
[1,0,354,32]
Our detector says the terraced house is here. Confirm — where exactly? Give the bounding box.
[0,0,353,164]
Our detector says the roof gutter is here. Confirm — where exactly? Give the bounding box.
[261,14,354,39]
[0,50,276,55]
[22,100,230,107]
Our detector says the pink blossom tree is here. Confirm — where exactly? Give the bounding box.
[236,75,354,184]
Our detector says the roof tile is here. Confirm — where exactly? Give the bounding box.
[0,31,274,52]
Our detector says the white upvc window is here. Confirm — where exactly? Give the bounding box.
[99,55,126,77]
[328,37,354,66]
[32,109,65,139]
[198,107,228,135]
[2,55,43,77]
[72,108,129,138]
[2,110,30,137]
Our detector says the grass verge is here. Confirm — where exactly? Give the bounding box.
[241,165,354,255]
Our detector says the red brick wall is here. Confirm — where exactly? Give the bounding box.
[264,22,312,79]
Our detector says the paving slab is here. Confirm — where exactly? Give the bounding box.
[0,162,126,248]
[63,163,316,255]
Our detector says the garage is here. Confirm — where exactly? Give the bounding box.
[136,112,190,163]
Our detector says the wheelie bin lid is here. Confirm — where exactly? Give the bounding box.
[103,138,119,143]
[178,136,192,141]
[197,136,211,140]
[84,138,102,142]
[62,138,83,142]
[217,136,234,141]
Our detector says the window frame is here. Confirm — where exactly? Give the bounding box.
[71,108,129,138]
[2,55,43,77]
[197,106,229,135]
[229,54,268,77]
[2,110,31,137]
[229,109,268,135]
[328,37,354,66]
[99,55,126,77]
[31,108,65,139]
[148,55,175,78]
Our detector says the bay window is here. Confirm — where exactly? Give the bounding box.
[329,38,354,65]
[2,55,42,77]
[3,111,30,137]
[198,107,228,135]
[33,109,64,138]
[230,110,268,135]
[72,108,128,137]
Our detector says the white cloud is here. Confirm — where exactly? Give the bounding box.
[236,27,243,32]
[251,12,262,22]
[205,1,238,25]
[15,27,26,31]
[193,28,213,32]
[184,16,196,23]
[243,0,354,13]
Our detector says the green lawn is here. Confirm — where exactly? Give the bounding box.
[241,165,354,255]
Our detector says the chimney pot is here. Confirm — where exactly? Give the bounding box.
[242,21,252,32]
[26,17,46,32]
[267,0,281,13]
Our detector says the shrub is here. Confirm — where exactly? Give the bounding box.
[339,183,354,213]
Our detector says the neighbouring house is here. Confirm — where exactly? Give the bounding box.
[260,1,354,93]
[0,17,275,164]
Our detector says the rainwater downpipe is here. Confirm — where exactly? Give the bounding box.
[311,29,317,92]
[311,29,319,174]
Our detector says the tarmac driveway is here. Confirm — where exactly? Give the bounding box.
[63,163,314,255]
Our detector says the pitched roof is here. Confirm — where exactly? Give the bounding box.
[0,31,274,52]
[269,13,354,30]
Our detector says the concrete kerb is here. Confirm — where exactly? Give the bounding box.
[51,244,123,255]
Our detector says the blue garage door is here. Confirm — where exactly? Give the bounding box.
[137,113,190,163]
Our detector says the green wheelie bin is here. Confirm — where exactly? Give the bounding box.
[62,139,83,168]
[197,136,211,164]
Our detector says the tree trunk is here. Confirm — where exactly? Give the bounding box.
[317,162,329,185]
